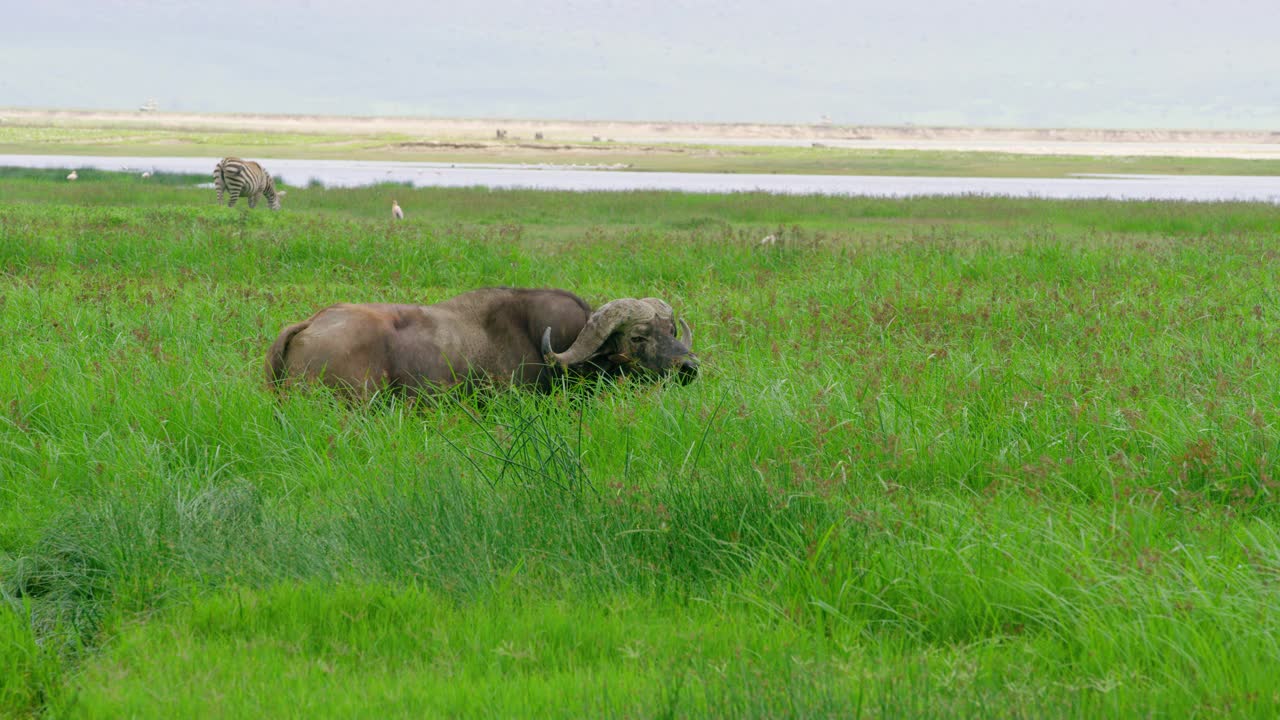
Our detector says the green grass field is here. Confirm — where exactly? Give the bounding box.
[4,122,1280,177]
[2,168,1279,717]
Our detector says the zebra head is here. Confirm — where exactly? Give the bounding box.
[266,183,285,211]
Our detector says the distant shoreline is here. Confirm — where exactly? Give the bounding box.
[5,152,1278,202]
[4,107,1279,159]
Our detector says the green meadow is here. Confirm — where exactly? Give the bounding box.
[2,167,1279,717]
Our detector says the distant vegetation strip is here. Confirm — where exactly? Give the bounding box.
[3,123,1280,177]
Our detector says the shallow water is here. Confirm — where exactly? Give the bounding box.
[3,153,1278,203]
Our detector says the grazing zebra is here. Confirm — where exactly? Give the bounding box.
[213,157,284,210]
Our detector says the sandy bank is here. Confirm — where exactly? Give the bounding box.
[3,108,1279,160]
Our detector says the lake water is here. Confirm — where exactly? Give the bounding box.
[3,153,1278,203]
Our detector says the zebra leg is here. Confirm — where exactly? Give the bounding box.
[227,189,240,208]
[248,193,259,209]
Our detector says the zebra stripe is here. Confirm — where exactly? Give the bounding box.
[214,157,283,210]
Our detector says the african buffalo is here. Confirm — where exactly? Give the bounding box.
[265,287,698,399]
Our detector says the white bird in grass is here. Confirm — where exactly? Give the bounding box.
[760,234,777,246]
[141,171,152,179]
[66,170,78,181]
[392,200,404,220]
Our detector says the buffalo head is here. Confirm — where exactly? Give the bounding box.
[541,297,698,384]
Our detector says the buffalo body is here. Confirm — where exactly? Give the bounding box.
[266,287,696,399]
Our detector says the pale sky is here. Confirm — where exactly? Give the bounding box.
[4,0,1278,129]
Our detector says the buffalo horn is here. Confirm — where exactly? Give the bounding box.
[639,297,674,320]
[541,326,556,362]
[548,298,658,367]
[678,318,693,349]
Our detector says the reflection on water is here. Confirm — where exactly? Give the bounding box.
[2,153,1277,203]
